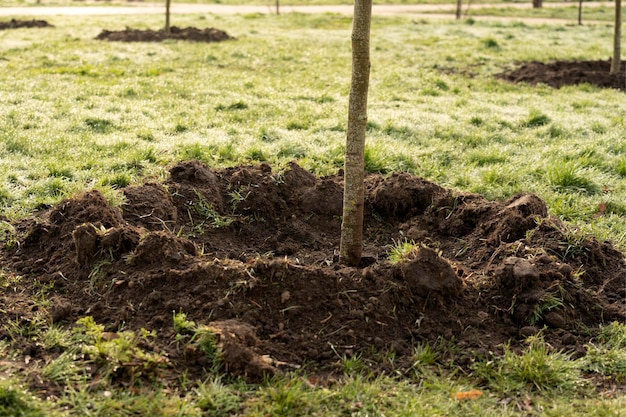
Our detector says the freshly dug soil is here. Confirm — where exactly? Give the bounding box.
[499,59,626,91]
[1,161,624,382]
[95,26,233,42]
[0,19,54,30]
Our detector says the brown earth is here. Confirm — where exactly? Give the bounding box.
[0,19,54,30]
[95,26,233,42]
[1,161,624,384]
[499,59,626,91]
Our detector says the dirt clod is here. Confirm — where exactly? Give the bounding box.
[400,247,461,297]
[208,320,277,382]
[544,311,566,329]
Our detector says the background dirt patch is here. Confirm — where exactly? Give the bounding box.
[95,26,233,42]
[499,59,626,91]
[0,19,53,30]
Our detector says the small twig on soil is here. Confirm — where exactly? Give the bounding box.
[485,243,505,271]
[320,312,333,324]
[279,305,302,314]
[138,210,155,219]
[323,325,348,338]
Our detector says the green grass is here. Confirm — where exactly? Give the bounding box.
[3,11,623,249]
[0,379,51,417]
[387,238,418,263]
[472,334,581,394]
[0,9,625,416]
[581,322,626,384]
[3,322,626,415]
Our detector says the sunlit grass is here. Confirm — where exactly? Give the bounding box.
[0,378,54,417]
[387,238,418,263]
[1,315,626,416]
[1,12,624,250]
[472,335,582,394]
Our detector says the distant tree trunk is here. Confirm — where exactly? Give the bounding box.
[165,0,171,33]
[532,0,542,8]
[578,0,583,25]
[611,0,621,74]
[339,0,372,267]
[276,0,280,15]
[456,0,462,20]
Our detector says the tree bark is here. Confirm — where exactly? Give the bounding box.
[165,0,171,33]
[611,0,622,74]
[532,0,542,9]
[578,0,583,25]
[456,0,462,20]
[339,0,372,267]
[276,0,280,15]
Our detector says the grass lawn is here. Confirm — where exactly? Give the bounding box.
[1,11,624,247]
[0,9,625,416]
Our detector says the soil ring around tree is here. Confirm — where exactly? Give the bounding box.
[1,161,623,385]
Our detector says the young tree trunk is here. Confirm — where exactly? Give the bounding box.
[339,0,372,267]
[532,0,542,9]
[165,0,171,33]
[611,0,622,74]
[578,0,583,25]
[456,0,462,20]
[276,0,280,15]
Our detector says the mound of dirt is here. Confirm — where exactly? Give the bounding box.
[1,161,624,381]
[0,19,54,30]
[95,26,233,42]
[499,59,626,91]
